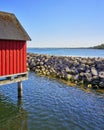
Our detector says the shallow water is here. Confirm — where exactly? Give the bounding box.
[0,72,104,130]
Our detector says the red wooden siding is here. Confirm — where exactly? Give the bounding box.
[0,40,27,76]
[0,42,1,76]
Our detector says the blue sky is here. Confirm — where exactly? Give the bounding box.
[0,0,104,47]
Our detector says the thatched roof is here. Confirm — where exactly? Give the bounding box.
[0,11,31,41]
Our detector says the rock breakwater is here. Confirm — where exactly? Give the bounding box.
[27,53,104,89]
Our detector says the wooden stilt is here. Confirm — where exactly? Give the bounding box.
[18,81,22,98]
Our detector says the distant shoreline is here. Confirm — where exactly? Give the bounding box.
[28,47,90,49]
[27,44,104,49]
[27,47,104,50]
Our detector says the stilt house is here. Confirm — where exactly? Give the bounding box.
[0,11,31,86]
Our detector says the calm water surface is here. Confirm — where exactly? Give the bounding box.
[0,72,104,130]
[27,48,104,57]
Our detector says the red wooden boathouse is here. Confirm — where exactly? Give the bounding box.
[0,11,31,96]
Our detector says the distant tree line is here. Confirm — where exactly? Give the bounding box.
[91,44,104,49]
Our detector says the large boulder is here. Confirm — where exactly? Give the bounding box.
[84,73,92,82]
[91,67,98,76]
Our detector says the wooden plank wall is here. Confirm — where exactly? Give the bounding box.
[0,40,27,76]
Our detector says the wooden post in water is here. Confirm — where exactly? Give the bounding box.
[18,81,22,98]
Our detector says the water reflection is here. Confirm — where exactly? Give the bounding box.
[0,94,28,130]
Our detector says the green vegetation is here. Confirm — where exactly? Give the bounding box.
[91,44,104,49]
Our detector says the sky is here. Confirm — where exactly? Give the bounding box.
[0,0,104,48]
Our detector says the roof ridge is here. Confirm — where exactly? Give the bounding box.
[0,11,31,41]
[0,11,14,15]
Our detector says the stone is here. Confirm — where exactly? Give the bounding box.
[73,60,79,67]
[87,84,92,88]
[92,76,99,80]
[65,67,70,73]
[32,67,36,71]
[85,69,90,73]
[84,73,92,82]
[66,74,72,80]
[79,72,84,77]
[78,67,85,73]
[96,62,104,69]
[78,80,84,85]
[87,61,93,66]
[91,67,98,76]
[27,68,30,71]
[99,81,104,88]
[27,53,104,89]
[40,62,44,65]
[92,85,99,89]
[73,74,79,81]
[85,65,90,69]
[69,69,77,75]
[99,71,104,79]
[30,62,36,69]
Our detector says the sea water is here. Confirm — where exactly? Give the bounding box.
[27,48,104,57]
